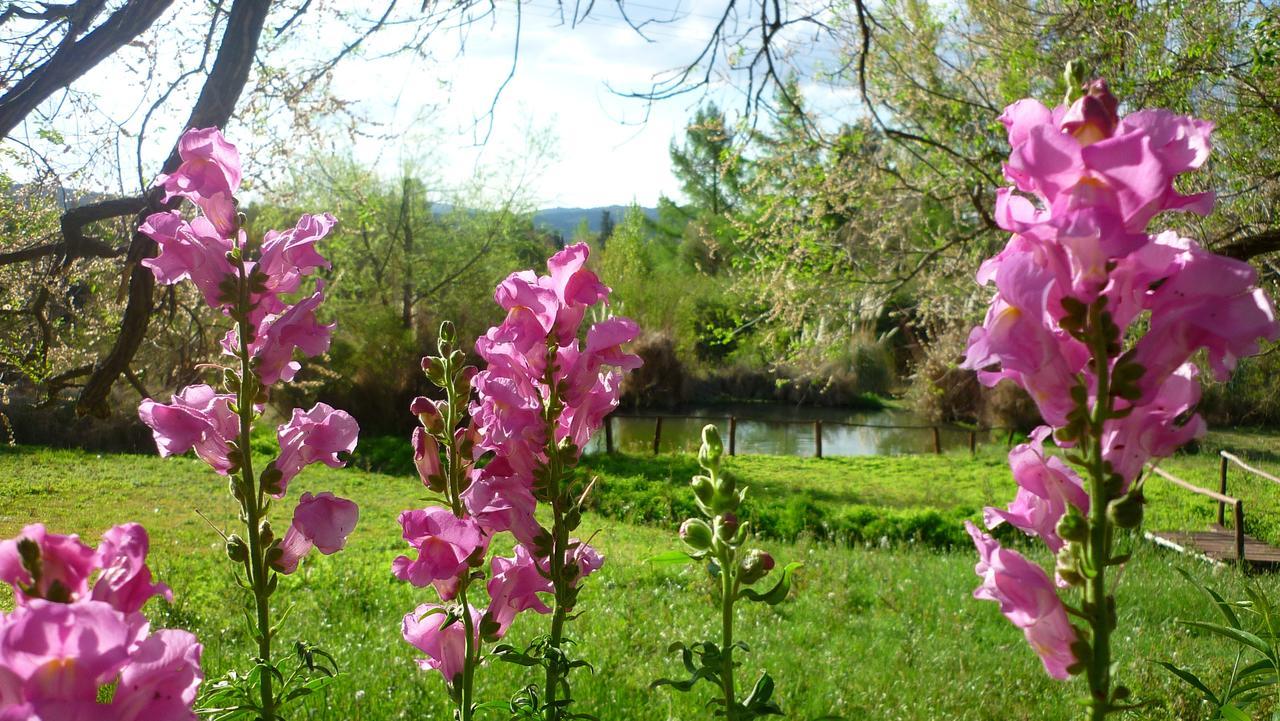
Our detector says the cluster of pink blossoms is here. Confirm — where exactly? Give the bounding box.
[0,524,201,720]
[962,81,1280,679]
[396,244,637,681]
[135,127,360,574]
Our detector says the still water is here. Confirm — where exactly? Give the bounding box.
[584,402,975,457]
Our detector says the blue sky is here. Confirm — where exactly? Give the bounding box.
[3,0,857,209]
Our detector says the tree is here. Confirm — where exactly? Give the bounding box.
[0,0,862,415]
[669,103,746,216]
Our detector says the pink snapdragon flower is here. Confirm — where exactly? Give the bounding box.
[1102,364,1207,486]
[139,213,238,309]
[413,428,442,488]
[565,541,604,585]
[984,428,1089,553]
[0,525,96,605]
[485,545,553,637]
[0,600,134,706]
[967,523,1077,679]
[391,507,487,599]
[112,629,203,721]
[274,402,359,496]
[0,600,203,720]
[91,524,173,615]
[272,492,360,575]
[229,285,334,386]
[138,385,240,474]
[156,127,242,235]
[462,460,544,548]
[961,244,1089,426]
[402,604,483,685]
[257,213,335,298]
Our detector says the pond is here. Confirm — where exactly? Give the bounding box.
[583,402,979,457]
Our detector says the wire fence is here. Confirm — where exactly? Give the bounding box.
[605,412,1017,458]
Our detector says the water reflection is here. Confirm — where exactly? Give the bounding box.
[584,403,975,456]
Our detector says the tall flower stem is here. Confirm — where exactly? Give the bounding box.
[233,259,276,721]
[1084,300,1115,721]
[719,548,738,716]
[541,342,570,721]
[441,357,476,721]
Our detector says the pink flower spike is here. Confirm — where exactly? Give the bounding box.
[138,385,239,475]
[966,522,1078,680]
[0,524,97,605]
[112,629,203,721]
[402,603,482,685]
[274,402,359,496]
[485,545,553,638]
[91,523,173,615]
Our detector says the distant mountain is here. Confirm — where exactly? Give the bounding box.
[532,205,658,238]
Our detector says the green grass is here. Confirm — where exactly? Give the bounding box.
[2,443,1280,720]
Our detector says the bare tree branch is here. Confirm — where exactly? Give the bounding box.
[0,0,174,139]
[77,0,272,418]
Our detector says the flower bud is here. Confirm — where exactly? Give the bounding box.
[738,549,775,585]
[691,475,715,505]
[698,424,724,471]
[225,534,249,563]
[413,428,446,492]
[259,521,274,547]
[1108,487,1145,529]
[1062,78,1118,145]
[410,396,446,433]
[679,519,714,551]
[715,513,739,542]
[1056,510,1089,543]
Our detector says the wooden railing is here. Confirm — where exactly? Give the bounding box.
[1148,463,1246,562]
[604,413,1004,458]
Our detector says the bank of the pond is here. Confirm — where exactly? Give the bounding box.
[0,446,1274,721]
[346,428,1280,549]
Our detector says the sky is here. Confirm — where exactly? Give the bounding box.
[325,0,774,208]
[5,0,858,210]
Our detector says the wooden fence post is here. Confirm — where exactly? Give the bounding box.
[652,417,662,456]
[1218,454,1229,527]
[814,420,823,459]
[932,426,942,455]
[969,429,977,455]
[1235,500,1246,563]
[728,416,737,456]
[604,416,614,454]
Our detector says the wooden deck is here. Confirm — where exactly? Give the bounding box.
[1146,524,1280,566]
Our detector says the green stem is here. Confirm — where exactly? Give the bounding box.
[720,549,738,718]
[1084,301,1114,721]
[541,343,570,721]
[442,360,476,721]
[544,504,569,721]
[234,261,276,721]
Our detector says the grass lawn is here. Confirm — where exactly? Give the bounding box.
[3,441,1280,720]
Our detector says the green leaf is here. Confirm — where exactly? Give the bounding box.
[739,562,802,606]
[1218,705,1251,721]
[1183,621,1274,659]
[1156,661,1220,706]
[646,550,700,565]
